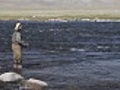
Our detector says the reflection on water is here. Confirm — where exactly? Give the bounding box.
[0,21,120,90]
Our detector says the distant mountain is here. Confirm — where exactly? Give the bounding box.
[0,0,120,10]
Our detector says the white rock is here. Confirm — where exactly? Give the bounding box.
[0,72,23,82]
[27,78,48,86]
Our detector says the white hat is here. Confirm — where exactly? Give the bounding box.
[15,23,22,31]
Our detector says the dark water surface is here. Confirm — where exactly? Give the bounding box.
[0,21,120,90]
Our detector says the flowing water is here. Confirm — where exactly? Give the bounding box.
[0,20,120,90]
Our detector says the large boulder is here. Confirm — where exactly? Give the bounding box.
[27,78,48,86]
[0,72,23,83]
[21,78,48,90]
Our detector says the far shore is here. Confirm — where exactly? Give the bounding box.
[0,10,120,21]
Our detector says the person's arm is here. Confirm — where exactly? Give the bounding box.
[13,32,28,47]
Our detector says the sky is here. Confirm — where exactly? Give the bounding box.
[0,0,119,10]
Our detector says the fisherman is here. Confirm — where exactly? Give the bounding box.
[12,23,28,74]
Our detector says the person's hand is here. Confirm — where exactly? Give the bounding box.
[25,43,29,47]
[23,42,29,48]
[25,43,29,46]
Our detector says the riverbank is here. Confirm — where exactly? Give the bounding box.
[0,10,120,21]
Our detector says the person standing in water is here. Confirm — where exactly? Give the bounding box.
[12,23,28,74]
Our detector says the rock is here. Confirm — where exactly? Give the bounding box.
[0,72,23,82]
[0,72,48,90]
[27,78,48,86]
[21,78,48,90]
